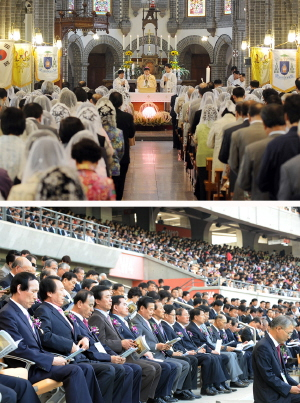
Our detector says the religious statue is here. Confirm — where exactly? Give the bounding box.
[137,67,157,91]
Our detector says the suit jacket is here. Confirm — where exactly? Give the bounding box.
[252,332,298,403]
[278,153,300,200]
[161,321,188,353]
[257,126,300,199]
[116,109,135,165]
[237,132,283,200]
[0,300,54,376]
[186,321,213,352]
[225,328,239,347]
[218,119,249,164]
[131,313,165,359]
[209,308,218,320]
[173,322,197,351]
[0,273,13,288]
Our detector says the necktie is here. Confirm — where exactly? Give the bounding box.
[159,323,167,340]
[26,312,35,333]
[276,345,282,367]
[83,318,89,329]
[57,307,74,330]
[106,315,114,328]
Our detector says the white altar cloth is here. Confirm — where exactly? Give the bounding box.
[129,92,174,102]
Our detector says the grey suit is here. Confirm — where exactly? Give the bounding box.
[188,99,201,127]
[237,132,283,200]
[88,309,162,401]
[278,154,300,200]
[131,313,190,392]
[229,121,266,200]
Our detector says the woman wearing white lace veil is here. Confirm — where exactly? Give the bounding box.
[207,99,236,183]
[65,130,108,178]
[194,104,218,199]
[104,88,131,114]
[217,93,231,118]
[34,95,57,128]
[95,86,109,96]
[8,136,68,200]
[50,103,71,128]
[58,89,77,114]
[199,91,217,110]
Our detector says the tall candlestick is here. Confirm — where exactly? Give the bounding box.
[168,35,170,51]
[122,35,125,50]
[160,35,162,49]
[137,35,139,50]
[206,66,211,83]
[175,35,177,50]
[130,35,132,50]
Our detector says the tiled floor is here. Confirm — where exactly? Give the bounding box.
[123,141,196,201]
[192,384,253,402]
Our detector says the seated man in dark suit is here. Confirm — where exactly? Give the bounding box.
[71,290,140,403]
[35,276,121,403]
[240,317,261,342]
[209,300,224,320]
[0,256,32,288]
[253,315,300,403]
[0,272,103,403]
[88,286,166,403]
[0,373,41,403]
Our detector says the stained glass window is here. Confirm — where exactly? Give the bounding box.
[224,0,232,14]
[93,0,111,15]
[69,0,74,10]
[187,0,205,17]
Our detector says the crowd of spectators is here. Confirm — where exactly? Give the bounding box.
[3,207,300,299]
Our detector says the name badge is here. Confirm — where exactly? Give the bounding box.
[281,372,289,384]
[94,342,106,354]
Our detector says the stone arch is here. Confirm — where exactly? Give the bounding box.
[68,41,83,89]
[83,36,122,67]
[213,34,232,81]
[177,36,214,63]
[126,36,173,58]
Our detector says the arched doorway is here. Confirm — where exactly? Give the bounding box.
[87,44,108,89]
[189,44,211,83]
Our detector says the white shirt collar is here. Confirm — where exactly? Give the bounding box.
[176,321,186,329]
[268,332,279,348]
[71,311,83,321]
[162,320,173,329]
[152,317,161,325]
[250,120,262,125]
[268,130,285,137]
[114,314,125,323]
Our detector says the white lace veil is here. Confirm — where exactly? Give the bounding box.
[58,89,77,112]
[50,103,71,127]
[199,105,219,128]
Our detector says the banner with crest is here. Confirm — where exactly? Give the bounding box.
[271,49,298,92]
[34,46,60,82]
[0,41,14,89]
[12,44,33,87]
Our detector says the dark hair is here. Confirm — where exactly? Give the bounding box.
[266,95,282,105]
[214,79,222,85]
[233,70,240,75]
[182,291,190,297]
[112,283,124,291]
[260,104,285,127]
[250,317,262,325]
[71,138,102,163]
[1,107,26,136]
[193,298,203,306]
[39,275,61,301]
[23,103,43,119]
[86,269,98,277]
[233,87,245,98]
[81,278,98,290]
[74,290,93,304]
[236,102,243,116]
[147,291,160,300]
[212,300,224,307]
[189,308,201,321]
[158,290,172,301]
[250,307,257,314]
[283,94,300,123]
[175,307,185,316]
[163,304,175,314]
[117,70,124,74]
[99,279,112,287]
[111,295,125,311]
[62,81,70,89]
[128,287,142,299]
[198,304,210,313]
[62,272,77,281]
[138,282,148,289]
[61,255,71,264]
[231,66,237,71]
[248,102,263,117]
[0,88,7,99]
[165,63,172,69]
[241,100,251,116]
[250,80,259,88]
[5,253,16,265]
[92,285,110,300]
[59,117,84,144]
[229,306,238,311]
[228,317,238,326]
[74,88,88,102]
[73,266,85,274]
[239,305,247,312]
[10,272,37,295]
[137,296,155,311]
[109,92,123,109]
[262,88,278,103]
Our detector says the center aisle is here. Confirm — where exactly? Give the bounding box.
[123,141,196,201]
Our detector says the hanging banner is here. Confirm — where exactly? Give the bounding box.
[250,47,271,86]
[271,49,298,92]
[34,46,60,82]
[12,44,33,87]
[0,41,14,89]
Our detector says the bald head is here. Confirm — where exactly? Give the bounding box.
[11,257,33,274]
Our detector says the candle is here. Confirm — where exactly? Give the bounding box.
[160,35,162,49]
[175,35,177,50]
[132,63,135,74]
[122,35,125,50]
[168,35,170,50]
[137,35,139,50]
[130,35,132,50]
[206,66,210,83]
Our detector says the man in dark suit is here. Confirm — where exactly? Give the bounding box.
[109,92,135,200]
[88,286,168,403]
[73,267,85,293]
[209,300,224,320]
[258,94,300,199]
[252,315,300,403]
[0,256,32,288]
[71,290,140,403]
[0,373,41,403]
[35,276,121,403]
[240,317,262,342]
[0,272,103,403]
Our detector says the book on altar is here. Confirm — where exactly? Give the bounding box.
[135,335,150,357]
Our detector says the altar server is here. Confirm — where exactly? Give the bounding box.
[160,64,177,93]
[113,70,130,92]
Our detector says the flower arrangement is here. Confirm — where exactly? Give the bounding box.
[125,50,133,56]
[112,318,121,327]
[130,326,139,336]
[176,332,184,338]
[90,326,100,335]
[134,102,171,127]
[170,50,179,56]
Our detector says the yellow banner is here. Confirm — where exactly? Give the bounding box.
[12,44,33,87]
[250,47,271,86]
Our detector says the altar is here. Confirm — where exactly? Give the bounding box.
[129,91,174,111]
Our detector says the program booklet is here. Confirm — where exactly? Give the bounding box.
[134,335,150,358]
[121,347,138,358]
[0,330,22,358]
[166,337,181,346]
